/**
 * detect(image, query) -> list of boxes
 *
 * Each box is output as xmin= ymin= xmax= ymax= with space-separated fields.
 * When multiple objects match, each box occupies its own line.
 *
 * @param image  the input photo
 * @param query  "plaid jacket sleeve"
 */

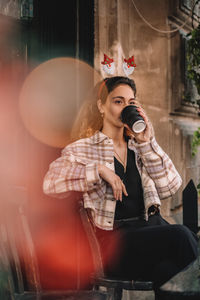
xmin=133 ymin=137 xmax=182 ymax=199
xmin=43 ymin=149 xmax=102 ymax=197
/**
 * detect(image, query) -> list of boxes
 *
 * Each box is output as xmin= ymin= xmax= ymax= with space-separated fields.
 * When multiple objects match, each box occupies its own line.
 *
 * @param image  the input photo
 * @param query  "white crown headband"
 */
xmin=101 ymin=53 xmax=136 ymax=77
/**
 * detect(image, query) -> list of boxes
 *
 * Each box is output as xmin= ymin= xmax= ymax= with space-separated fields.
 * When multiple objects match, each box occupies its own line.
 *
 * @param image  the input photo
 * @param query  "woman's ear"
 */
xmin=97 ymin=99 xmax=104 ymax=114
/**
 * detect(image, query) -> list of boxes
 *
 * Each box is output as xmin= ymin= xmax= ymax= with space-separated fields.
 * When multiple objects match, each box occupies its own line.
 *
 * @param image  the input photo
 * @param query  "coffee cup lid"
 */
xmin=132 ymin=120 xmax=146 ymax=133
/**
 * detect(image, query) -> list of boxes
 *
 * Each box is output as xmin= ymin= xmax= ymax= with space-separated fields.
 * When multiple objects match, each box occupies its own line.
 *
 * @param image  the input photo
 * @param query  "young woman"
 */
xmin=43 ymin=76 xmax=198 ymax=288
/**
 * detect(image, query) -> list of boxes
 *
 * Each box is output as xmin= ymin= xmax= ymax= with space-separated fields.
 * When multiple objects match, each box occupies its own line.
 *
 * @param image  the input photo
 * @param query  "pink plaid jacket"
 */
xmin=43 ymin=131 xmax=182 ymax=230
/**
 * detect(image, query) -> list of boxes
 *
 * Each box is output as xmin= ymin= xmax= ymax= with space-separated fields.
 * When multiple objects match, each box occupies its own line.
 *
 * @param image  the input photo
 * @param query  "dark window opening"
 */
xmin=23 ymin=0 xmax=94 ymax=67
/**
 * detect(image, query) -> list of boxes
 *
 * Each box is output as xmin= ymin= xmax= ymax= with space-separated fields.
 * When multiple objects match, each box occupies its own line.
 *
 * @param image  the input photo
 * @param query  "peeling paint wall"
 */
xmin=0 ymin=0 xmax=20 ymax=19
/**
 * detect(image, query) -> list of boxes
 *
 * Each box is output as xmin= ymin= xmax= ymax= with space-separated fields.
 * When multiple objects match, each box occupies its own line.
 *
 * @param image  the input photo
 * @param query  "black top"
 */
xmin=114 ymin=148 xmax=145 ymax=220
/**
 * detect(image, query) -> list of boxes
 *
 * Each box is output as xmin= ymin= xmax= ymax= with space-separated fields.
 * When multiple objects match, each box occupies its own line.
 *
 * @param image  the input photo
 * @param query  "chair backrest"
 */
xmin=14 ymin=204 xmax=42 ymax=292
xmin=0 ymin=186 xmax=41 ymax=297
xmin=78 ymin=201 xmax=104 ymax=279
xmin=183 ymin=179 xmax=198 ymax=233
xmin=0 ymin=223 xmax=16 ymax=300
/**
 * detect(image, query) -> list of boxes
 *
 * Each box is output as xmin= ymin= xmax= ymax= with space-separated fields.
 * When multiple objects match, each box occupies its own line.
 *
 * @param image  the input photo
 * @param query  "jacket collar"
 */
xmin=90 ymin=131 xmax=136 ymax=145
xmin=90 ymin=131 xmax=109 ymax=144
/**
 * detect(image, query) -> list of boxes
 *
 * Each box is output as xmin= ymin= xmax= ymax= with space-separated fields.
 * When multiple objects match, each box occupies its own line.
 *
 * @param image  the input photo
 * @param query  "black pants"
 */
xmin=96 ymin=213 xmax=198 ymax=288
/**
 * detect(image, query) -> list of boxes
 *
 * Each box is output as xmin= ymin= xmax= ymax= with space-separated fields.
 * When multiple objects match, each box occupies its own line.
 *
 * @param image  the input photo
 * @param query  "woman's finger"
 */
xmin=137 ymin=107 xmax=148 ymax=122
xmin=112 ymin=180 xmax=121 ymax=200
xmin=117 ymin=181 xmax=123 ymax=201
xmin=119 ymin=188 xmax=122 ymax=202
xmin=122 ymin=183 xmax=128 ymax=197
xmin=112 ymin=179 xmax=125 ymax=201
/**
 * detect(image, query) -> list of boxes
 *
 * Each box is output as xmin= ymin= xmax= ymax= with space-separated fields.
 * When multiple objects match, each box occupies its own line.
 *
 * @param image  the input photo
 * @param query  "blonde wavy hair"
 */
xmin=70 ymin=76 xmax=137 ymax=142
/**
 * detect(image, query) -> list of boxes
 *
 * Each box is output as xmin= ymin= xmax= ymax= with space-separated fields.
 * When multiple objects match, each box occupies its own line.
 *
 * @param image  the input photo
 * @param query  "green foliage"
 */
xmin=187 ymin=25 xmax=200 ymax=193
xmin=192 ymin=127 xmax=200 ymax=193
xmin=187 ymin=26 xmax=200 ymax=155
xmin=191 ymin=127 xmax=200 ymax=156
xmin=197 ymin=183 xmax=200 ymax=196
xmin=186 ymin=25 xmax=200 ymax=97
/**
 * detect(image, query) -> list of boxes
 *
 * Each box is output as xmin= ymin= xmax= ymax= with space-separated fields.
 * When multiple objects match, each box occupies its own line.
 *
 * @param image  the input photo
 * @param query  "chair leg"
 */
xmin=93 ymin=284 xmax=99 ymax=291
xmin=114 ymin=287 xmax=123 ymax=300
xmin=93 ymin=285 xmax=123 ymax=300
xmin=106 ymin=287 xmax=122 ymax=300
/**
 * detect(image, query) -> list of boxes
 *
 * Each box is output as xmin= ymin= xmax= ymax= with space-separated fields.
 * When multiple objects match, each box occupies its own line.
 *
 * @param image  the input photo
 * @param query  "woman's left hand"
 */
xmin=124 ymin=104 xmax=154 ymax=144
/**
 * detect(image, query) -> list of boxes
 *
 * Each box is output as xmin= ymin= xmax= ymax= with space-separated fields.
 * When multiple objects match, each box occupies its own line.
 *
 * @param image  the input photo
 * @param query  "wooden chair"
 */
xmin=79 ymin=200 xmax=154 ymax=300
xmin=182 ymin=179 xmax=199 ymax=234
xmin=0 ymin=186 xmax=107 ymax=300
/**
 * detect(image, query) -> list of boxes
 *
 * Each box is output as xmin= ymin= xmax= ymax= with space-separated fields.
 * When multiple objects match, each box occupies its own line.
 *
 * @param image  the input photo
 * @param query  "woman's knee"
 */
xmin=172 ymin=224 xmax=198 ymax=256
xmin=171 ymin=224 xmax=195 ymax=237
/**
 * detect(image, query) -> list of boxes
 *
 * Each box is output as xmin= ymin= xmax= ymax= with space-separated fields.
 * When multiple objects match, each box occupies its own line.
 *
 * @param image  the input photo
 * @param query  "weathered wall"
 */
xmin=0 ymin=0 xmax=20 ymax=18
xmin=94 ymin=0 xmax=200 ymax=218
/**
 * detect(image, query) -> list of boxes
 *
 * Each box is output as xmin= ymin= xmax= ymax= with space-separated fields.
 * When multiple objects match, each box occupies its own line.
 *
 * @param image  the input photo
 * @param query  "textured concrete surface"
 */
xmin=123 ymin=290 xmax=154 ymax=300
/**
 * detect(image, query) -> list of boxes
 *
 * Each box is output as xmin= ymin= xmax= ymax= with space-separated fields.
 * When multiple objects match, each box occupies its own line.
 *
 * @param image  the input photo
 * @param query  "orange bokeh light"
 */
xmin=19 ymin=57 xmax=101 ymax=148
